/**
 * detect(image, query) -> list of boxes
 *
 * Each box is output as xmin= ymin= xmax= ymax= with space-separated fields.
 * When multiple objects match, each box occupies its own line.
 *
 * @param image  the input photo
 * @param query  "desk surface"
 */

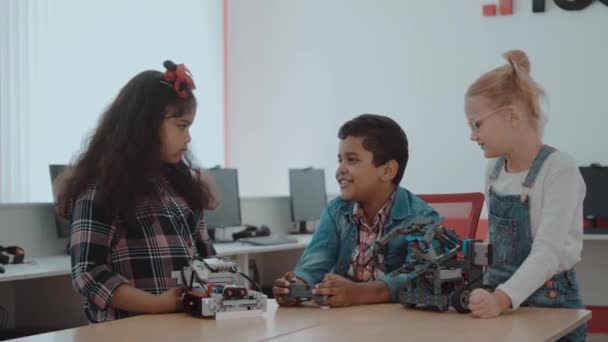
xmin=2 ymin=233 xmax=605 ymax=283
xmin=214 ymin=234 xmax=312 ymax=255
xmin=12 ymin=300 xmax=590 ymax=342
xmin=0 ymin=256 xmax=71 ymax=282
xmin=0 ymin=235 xmax=313 ymax=283
xmin=582 ymin=234 xmax=608 ymax=241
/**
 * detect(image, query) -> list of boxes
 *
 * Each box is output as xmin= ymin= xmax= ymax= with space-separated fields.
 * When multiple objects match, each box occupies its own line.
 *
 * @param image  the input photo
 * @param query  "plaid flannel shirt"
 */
xmin=346 ymin=191 xmax=395 ymax=282
xmin=69 ymin=179 xmax=215 ymax=323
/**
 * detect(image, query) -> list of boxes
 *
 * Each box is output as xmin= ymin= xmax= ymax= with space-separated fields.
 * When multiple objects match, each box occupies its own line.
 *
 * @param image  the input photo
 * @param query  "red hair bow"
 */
xmin=162 ymin=60 xmax=196 ymax=98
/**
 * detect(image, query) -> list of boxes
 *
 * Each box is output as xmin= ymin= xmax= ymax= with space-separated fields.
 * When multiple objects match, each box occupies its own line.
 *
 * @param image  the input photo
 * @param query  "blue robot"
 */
xmin=375 ymin=217 xmax=493 ymax=313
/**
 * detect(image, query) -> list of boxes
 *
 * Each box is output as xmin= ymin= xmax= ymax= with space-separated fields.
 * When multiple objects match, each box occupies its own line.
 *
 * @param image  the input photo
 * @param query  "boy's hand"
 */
xmin=469 ymin=288 xmax=511 ymax=318
xmin=273 ymin=271 xmax=302 ymax=306
xmin=313 ymin=273 xmax=358 ymax=307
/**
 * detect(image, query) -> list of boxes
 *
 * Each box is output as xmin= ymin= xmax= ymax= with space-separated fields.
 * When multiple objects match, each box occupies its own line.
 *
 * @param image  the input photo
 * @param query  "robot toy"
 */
xmin=375 ymin=217 xmax=493 ymax=313
xmin=172 ymin=257 xmax=267 ymax=318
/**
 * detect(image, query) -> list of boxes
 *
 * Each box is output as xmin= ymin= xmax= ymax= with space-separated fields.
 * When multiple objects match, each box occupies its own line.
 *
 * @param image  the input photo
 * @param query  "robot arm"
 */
xmin=375 ymin=217 xmax=443 ymax=249
xmin=172 ymin=258 xmax=239 ymax=290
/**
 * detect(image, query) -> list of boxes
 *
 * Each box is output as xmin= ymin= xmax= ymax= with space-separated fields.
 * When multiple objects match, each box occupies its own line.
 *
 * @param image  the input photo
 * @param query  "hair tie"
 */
xmin=162 ymin=60 xmax=196 ymax=98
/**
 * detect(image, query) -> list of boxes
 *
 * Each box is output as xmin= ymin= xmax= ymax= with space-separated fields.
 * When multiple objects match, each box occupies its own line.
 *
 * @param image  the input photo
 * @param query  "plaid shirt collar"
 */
xmin=352 ymin=190 xmax=396 ymax=232
xmin=346 ymin=190 xmax=396 ymax=282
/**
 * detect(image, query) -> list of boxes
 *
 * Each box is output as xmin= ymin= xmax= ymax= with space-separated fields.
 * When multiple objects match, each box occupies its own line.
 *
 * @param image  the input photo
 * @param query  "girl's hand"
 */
xmin=469 ymin=288 xmax=512 ymax=318
xmin=155 ymin=287 xmax=187 ymax=313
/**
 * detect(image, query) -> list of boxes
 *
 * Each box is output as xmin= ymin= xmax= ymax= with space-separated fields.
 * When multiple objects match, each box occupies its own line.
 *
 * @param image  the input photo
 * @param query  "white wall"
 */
xmin=227 ymin=0 xmax=608 ymax=197
xmin=0 ymin=0 xmax=224 ymax=203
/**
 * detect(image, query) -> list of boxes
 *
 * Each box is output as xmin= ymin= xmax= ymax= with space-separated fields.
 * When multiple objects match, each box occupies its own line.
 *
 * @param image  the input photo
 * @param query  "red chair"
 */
xmin=476 ymin=219 xmax=489 ymax=240
xmin=416 ymin=193 xmax=485 ymax=240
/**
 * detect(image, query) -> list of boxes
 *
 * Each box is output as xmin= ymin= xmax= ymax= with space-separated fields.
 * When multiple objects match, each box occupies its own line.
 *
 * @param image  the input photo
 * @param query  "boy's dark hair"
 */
xmin=337 ymin=114 xmax=408 ymax=185
xmin=57 ymin=69 xmax=215 ymax=228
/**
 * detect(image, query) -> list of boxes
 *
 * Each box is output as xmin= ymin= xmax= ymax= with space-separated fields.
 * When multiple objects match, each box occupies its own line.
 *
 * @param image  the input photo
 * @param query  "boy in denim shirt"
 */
xmin=273 ymin=114 xmax=439 ymax=307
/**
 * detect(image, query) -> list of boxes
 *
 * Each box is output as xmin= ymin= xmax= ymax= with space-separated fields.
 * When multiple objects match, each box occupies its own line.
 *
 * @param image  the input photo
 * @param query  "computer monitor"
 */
xmin=49 ymin=164 xmax=71 ymax=238
xmin=579 ymin=165 xmax=608 ymax=227
xmin=204 ymin=168 xmax=242 ymax=240
xmin=289 ymin=168 xmax=327 ymax=233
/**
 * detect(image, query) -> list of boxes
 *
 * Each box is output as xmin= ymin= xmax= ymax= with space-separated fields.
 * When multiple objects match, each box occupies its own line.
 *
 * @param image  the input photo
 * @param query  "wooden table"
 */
xmin=11 ymin=299 xmax=590 ymax=342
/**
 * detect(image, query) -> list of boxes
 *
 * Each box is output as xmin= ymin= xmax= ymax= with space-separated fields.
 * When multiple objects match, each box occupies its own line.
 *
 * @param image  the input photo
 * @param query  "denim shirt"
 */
xmin=294 ymin=186 xmax=439 ymax=302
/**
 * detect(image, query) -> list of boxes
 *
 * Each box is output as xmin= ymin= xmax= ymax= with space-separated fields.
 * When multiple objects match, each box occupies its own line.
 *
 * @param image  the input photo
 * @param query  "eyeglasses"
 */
xmin=468 ymin=106 xmax=510 ymax=132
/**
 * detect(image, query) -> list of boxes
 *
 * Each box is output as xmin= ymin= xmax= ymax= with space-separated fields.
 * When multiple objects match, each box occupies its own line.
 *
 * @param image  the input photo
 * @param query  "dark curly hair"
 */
xmin=338 ymin=114 xmax=409 ymax=185
xmin=56 ymin=69 xmax=215 ymax=227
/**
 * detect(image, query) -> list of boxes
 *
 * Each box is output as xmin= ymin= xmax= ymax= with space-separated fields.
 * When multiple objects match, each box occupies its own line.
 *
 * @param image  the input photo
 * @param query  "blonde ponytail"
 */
xmin=466 ymin=50 xmax=546 ymax=131
xmin=504 ymin=49 xmax=530 ymax=75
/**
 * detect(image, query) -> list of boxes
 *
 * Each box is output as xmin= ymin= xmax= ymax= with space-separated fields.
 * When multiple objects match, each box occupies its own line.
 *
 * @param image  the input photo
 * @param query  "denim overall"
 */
xmin=488 ymin=145 xmax=586 ymax=342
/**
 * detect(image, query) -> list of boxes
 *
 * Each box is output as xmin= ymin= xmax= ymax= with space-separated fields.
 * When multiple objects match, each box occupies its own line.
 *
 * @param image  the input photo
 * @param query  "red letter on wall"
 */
xmin=483 ymin=4 xmax=497 ymax=16
xmin=499 ymin=0 xmax=513 ymax=15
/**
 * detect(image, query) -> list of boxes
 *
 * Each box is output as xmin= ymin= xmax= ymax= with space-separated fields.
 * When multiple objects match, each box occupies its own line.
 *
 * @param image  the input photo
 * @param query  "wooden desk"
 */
xmin=12 ymin=300 xmax=590 ymax=342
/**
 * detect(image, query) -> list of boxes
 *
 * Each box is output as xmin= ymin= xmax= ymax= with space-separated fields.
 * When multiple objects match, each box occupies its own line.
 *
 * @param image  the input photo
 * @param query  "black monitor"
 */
xmin=204 ymin=168 xmax=242 ymax=236
xmin=49 ymin=164 xmax=71 ymax=238
xmin=580 ymin=165 xmax=608 ymax=227
xmin=289 ymin=168 xmax=327 ymax=233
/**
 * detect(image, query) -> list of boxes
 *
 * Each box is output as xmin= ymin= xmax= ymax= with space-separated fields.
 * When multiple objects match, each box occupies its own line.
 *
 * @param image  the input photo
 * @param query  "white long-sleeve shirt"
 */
xmin=484 ymin=151 xmax=585 ymax=309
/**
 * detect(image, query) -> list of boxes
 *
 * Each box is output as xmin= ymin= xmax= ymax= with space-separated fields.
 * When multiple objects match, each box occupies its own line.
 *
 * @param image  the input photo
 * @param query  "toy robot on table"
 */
xmin=171 ymin=257 xmax=267 ymax=318
xmin=375 ymin=217 xmax=493 ymax=313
